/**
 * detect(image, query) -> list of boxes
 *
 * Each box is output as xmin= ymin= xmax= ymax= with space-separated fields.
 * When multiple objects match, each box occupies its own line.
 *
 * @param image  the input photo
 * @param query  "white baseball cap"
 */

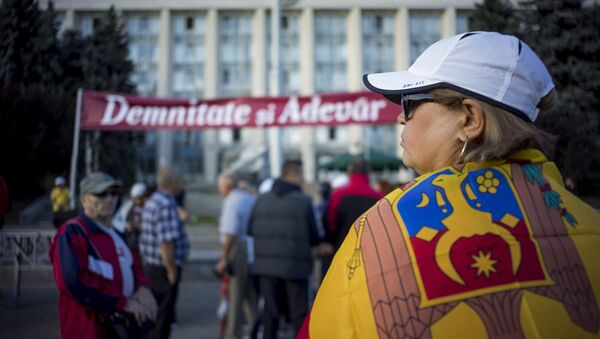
xmin=363 ymin=31 xmax=554 ymax=122
xmin=130 ymin=182 xmax=147 ymax=198
xmin=55 ymin=176 xmax=66 ymax=186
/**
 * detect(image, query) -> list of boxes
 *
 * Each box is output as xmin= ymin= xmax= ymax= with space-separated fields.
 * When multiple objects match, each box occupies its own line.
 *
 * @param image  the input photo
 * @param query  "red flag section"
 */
xmin=80 ymin=90 xmax=400 ymax=131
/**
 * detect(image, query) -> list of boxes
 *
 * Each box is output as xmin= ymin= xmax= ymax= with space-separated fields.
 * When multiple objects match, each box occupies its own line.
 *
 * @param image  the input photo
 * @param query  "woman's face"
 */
xmin=400 ymin=100 xmax=463 ymax=175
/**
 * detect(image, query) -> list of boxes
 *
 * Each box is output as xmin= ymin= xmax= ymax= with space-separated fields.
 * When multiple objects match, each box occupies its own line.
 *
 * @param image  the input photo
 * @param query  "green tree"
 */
xmin=0 ymin=0 xmax=73 ymax=199
xmin=81 ymin=6 xmax=136 ymax=184
xmin=471 ymin=0 xmax=600 ymax=185
xmin=82 ymin=7 xmax=134 ymax=93
xmin=520 ymin=0 xmax=600 ymax=182
xmin=470 ymin=0 xmax=520 ymax=34
xmin=0 ymin=2 xmax=138 ymax=200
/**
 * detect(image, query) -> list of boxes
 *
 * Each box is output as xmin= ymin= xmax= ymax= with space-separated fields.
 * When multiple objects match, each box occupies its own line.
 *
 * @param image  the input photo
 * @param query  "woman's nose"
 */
xmin=397 ymin=112 xmax=406 ymax=125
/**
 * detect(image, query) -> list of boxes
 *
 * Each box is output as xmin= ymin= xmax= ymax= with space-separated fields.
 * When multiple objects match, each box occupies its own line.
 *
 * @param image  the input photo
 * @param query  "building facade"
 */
xmin=47 ymin=0 xmax=476 ymax=184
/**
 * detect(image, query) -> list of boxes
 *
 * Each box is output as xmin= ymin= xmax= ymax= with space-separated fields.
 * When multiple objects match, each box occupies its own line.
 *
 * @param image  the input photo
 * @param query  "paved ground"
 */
xmin=0 ymin=269 xmax=222 ymax=339
xmin=0 ymin=220 xmax=225 ymax=339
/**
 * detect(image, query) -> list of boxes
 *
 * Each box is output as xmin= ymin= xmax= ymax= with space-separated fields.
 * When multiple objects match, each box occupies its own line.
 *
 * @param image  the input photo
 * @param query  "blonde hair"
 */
xmin=431 ymin=88 xmax=556 ymax=163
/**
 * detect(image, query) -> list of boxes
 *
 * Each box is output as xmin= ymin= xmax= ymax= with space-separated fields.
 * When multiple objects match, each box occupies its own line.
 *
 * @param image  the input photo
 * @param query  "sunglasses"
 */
xmin=400 ymin=93 xmax=436 ymax=122
xmin=92 ymin=190 xmax=121 ymax=199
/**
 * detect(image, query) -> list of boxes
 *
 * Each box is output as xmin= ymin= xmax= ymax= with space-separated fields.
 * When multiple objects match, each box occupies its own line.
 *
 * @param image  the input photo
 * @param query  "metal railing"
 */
xmin=0 ymin=229 xmax=55 ymax=306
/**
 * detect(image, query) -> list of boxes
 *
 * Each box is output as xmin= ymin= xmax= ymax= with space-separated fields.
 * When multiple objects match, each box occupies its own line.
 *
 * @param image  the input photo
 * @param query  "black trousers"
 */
xmin=259 ymin=275 xmax=308 ymax=339
xmin=143 ymin=264 xmax=182 ymax=339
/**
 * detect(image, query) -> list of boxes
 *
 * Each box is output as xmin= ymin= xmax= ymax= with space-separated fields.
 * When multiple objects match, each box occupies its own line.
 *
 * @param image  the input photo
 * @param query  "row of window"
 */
xmin=71 ymin=10 xmax=471 ymax=99
xmin=65 ymin=10 xmax=470 ymax=176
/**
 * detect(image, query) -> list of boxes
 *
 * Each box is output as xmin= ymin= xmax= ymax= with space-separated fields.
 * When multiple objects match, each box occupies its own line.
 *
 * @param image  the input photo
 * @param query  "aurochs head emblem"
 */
xmin=395 ymin=168 xmax=552 ymax=307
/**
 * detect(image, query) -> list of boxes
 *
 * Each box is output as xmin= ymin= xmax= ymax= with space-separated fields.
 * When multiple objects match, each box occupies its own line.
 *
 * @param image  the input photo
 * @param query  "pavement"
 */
xmin=0 ymin=189 xmax=308 ymax=339
xmin=0 ymin=269 xmax=222 ymax=339
xmin=0 ymin=210 xmax=297 ymax=338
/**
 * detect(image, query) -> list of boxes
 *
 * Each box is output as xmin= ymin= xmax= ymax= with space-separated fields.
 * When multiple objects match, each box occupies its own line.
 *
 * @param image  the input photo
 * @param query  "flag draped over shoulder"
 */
xmin=300 ymin=149 xmax=600 ymax=339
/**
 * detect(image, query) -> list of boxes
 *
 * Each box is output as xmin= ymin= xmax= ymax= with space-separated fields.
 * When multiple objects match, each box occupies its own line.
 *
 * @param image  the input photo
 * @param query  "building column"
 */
xmin=394 ymin=8 xmax=409 ymax=160
xmin=202 ymin=9 xmax=219 ymax=184
xmin=347 ymin=7 xmax=364 ymax=155
xmin=394 ymin=8 xmax=415 ymax=182
xmin=299 ymin=7 xmax=316 ymax=182
xmin=250 ymin=8 xmax=272 ymax=177
xmin=442 ymin=7 xmax=457 ymax=38
xmin=156 ymin=8 xmax=173 ymax=168
xmin=64 ymin=9 xmax=75 ymax=29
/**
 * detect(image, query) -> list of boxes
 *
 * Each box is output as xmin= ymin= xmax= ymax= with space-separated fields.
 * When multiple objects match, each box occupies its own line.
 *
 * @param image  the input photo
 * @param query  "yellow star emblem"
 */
xmin=470 ymin=250 xmax=498 ymax=279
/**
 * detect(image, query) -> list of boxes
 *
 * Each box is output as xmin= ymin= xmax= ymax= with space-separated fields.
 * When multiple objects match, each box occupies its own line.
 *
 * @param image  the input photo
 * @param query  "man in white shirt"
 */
xmin=215 ymin=173 xmax=258 ymax=339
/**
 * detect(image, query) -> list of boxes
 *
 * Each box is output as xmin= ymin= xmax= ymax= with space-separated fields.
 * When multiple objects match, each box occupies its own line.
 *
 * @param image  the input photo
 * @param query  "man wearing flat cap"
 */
xmin=49 ymin=171 xmax=157 ymax=339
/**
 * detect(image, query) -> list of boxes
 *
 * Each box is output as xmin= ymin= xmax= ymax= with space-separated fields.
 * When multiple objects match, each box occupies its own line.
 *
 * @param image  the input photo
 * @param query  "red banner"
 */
xmin=80 ymin=90 xmax=400 ymax=130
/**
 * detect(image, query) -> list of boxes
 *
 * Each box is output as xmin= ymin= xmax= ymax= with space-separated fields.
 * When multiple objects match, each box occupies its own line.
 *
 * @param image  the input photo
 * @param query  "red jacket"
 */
xmin=326 ymin=173 xmax=383 ymax=249
xmin=49 ymin=214 xmax=151 ymax=339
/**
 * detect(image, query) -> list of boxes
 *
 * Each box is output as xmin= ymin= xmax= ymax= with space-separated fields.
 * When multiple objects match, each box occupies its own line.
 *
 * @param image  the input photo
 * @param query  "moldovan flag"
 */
xmin=299 ymin=150 xmax=600 ymax=339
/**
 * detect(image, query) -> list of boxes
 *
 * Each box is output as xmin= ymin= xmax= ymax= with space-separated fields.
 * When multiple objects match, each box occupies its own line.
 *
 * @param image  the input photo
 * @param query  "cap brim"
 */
xmin=89 ymin=180 xmax=121 ymax=194
xmin=363 ymin=71 xmax=442 ymax=96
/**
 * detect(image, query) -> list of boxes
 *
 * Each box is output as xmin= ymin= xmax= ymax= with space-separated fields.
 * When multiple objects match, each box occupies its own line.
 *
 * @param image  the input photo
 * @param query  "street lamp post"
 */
xmin=268 ymin=0 xmax=283 ymax=178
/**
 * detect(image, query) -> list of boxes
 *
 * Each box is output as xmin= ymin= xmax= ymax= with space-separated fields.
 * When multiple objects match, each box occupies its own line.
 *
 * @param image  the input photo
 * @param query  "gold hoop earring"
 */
xmin=460 ymin=137 xmax=469 ymax=160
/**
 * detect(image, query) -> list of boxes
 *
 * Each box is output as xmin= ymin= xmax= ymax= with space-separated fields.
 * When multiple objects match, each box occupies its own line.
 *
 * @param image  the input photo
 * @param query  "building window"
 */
xmin=314 ymin=12 xmax=347 ymax=93
xmin=171 ymin=14 xmax=206 ymax=176
xmin=172 ymin=14 xmax=206 ymax=98
xmin=456 ymin=12 xmax=471 ymax=34
xmin=362 ymin=12 xmax=394 ymax=74
xmin=77 ymin=14 xmax=103 ymax=37
xmin=233 ymin=129 xmax=241 ymax=142
xmin=126 ymin=15 xmax=159 ymax=96
xmin=315 ymin=12 xmax=348 ymax=146
xmin=218 ymin=12 xmax=253 ymax=98
xmin=409 ymin=12 xmax=441 ymax=63
xmin=267 ymin=12 xmax=300 ymax=95
xmin=55 ymin=13 xmax=67 ymax=38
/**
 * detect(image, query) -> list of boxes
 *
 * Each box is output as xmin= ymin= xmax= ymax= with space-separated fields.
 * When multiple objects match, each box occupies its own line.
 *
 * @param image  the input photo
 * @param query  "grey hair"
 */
xmin=157 ymin=166 xmax=181 ymax=189
xmin=431 ymin=88 xmax=557 ymax=164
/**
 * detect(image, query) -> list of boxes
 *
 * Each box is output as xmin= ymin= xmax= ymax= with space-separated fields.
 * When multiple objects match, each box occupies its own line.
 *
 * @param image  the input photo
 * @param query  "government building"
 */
xmin=45 ymin=0 xmax=478 ymax=184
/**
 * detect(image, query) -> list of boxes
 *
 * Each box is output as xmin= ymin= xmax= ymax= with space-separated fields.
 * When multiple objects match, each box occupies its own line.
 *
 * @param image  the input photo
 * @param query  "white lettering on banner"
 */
xmin=196 ymin=104 xmax=208 ymax=125
xmin=100 ymin=95 xmax=129 ymax=125
xmin=352 ymin=98 xmax=369 ymax=121
xmin=278 ymin=96 xmax=300 ymax=125
xmin=234 ymin=105 xmax=251 ymax=125
xmin=167 ymin=106 xmax=186 ymax=126
xmin=278 ymin=95 xmax=387 ymax=125
xmin=142 ymin=106 xmax=168 ymax=126
xmin=256 ymin=104 xmax=276 ymax=126
xmin=302 ymin=96 xmax=320 ymax=123
xmin=206 ymin=105 xmax=223 ymax=125
xmin=94 ymin=93 xmax=389 ymax=128
xmin=186 ymin=105 xmax=197 ymax=126
xmin=320 ymin=103 xmax=334 ymax=123
xmin=125 ymin=105 xmax=143 ymax=125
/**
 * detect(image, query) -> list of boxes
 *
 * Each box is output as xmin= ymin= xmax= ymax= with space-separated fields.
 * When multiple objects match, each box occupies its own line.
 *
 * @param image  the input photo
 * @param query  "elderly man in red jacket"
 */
xmin=50 ymin=172 xmax=157 ymax=338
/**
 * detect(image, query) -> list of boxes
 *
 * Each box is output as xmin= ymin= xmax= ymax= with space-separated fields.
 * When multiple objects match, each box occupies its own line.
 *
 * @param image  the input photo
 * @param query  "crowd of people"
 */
xmin=46 ymin=30 xmax=600 ymax=339
xmin=47 ymin=156 xmax=388 ymax=339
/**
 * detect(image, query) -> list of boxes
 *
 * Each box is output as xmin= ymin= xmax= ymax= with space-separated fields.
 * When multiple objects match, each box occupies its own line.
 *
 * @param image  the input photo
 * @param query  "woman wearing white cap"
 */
xmin=299 ymin=32 xmax=600 ymax=339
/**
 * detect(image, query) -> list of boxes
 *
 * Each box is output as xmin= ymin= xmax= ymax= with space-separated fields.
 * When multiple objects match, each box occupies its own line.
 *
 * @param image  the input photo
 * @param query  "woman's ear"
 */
xmin=460 ymin=98 xmax=485 ymax=141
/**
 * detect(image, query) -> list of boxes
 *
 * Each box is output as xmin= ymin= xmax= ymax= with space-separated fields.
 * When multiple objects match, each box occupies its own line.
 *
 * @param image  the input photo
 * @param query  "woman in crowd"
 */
xmin=299 ymin=31 xmax=600 ymax=338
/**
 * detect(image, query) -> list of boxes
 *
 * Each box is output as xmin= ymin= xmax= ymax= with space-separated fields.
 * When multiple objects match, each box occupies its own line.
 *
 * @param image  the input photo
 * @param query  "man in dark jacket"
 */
xmin=325 ymin=158 xmax=383 ymax=251
xmin=249 ymin=160 xmax=328 ymax=339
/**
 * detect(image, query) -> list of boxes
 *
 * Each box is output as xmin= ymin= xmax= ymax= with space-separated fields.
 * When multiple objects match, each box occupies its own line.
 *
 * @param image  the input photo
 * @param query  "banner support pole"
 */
xmin=69 ymin=88 xmax=83 ymax=210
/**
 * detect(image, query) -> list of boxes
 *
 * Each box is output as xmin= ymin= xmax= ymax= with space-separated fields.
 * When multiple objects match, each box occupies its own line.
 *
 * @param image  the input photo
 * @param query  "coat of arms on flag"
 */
xmin=395 ymin=168 xmax=553 ymax=307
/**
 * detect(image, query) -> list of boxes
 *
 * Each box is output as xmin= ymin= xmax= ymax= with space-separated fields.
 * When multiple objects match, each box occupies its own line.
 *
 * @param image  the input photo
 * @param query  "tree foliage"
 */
xmin=0 ymin=1 xmax=136 ymax=199
xmin=81 ymin=7 xmax=136 ymax=185
xmin=472 ymin=0 xmax=600 ymax=182
xmin=470 ymin=0 xmax=519 ymax=34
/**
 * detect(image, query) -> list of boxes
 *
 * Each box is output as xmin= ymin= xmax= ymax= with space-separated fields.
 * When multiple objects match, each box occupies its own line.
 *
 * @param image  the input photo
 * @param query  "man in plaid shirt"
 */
xmin=140 ymin=167 xmax=189 ymax=339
